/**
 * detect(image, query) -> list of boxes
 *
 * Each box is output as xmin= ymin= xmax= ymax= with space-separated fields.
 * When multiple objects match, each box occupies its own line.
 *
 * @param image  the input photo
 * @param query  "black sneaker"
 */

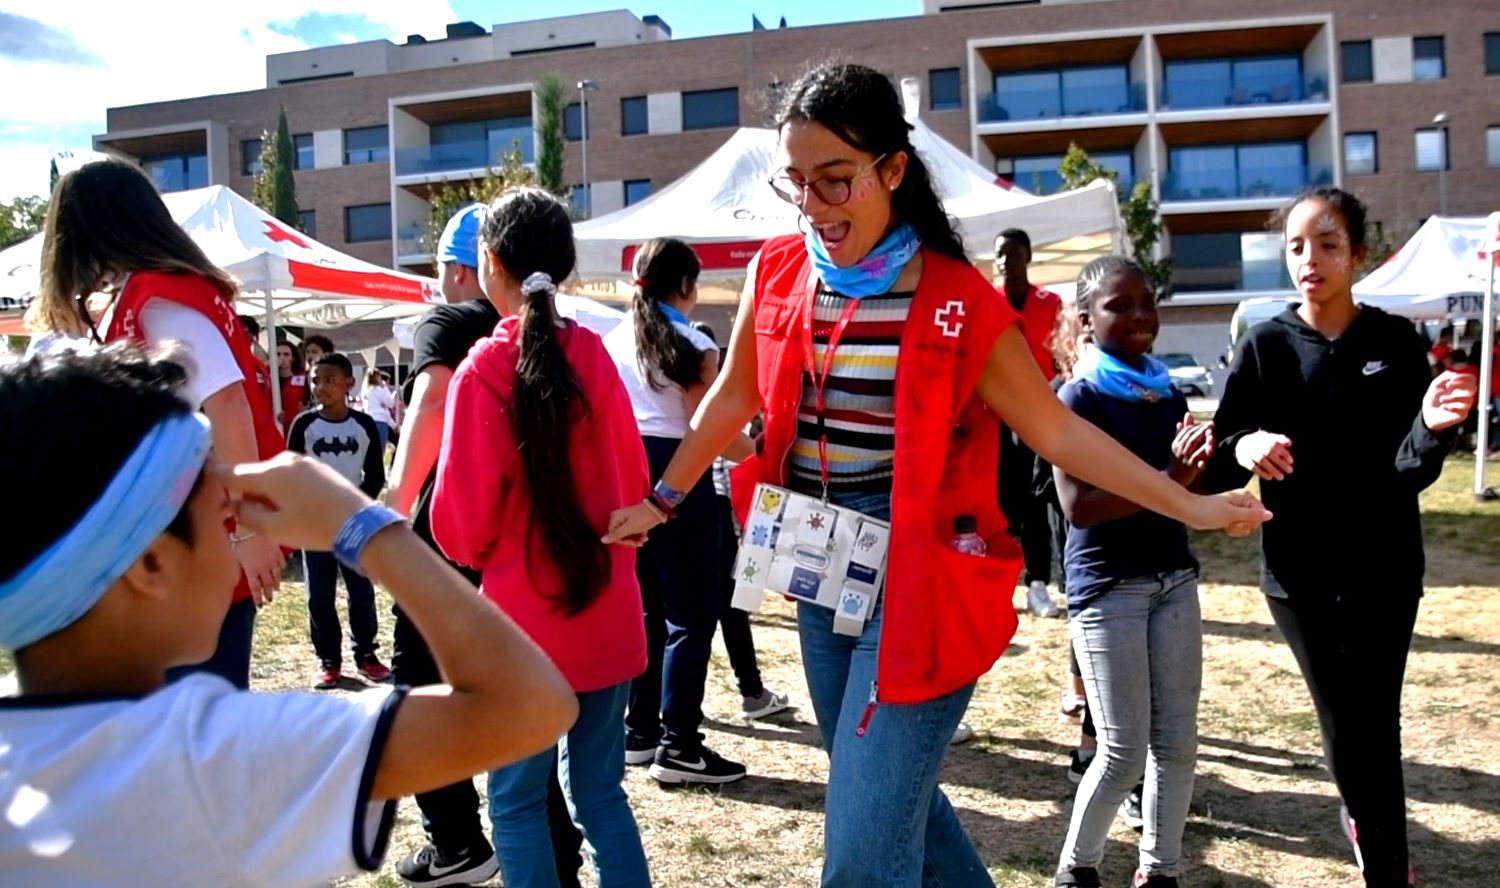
xmin=648 ymin=744 xmax=747 ymax=785
xmin=395 ymin=842 xmax=499 ymax=887
xmin=625 ymin=734 xmax=657 ymax=767
xmin=1054 ymin=866 xmax=1102 ymax=888
xmin=1068 ymin=749 xmax=1094 ymax=785
xmin=1119 ymin=785 xmax=1145 ymax=831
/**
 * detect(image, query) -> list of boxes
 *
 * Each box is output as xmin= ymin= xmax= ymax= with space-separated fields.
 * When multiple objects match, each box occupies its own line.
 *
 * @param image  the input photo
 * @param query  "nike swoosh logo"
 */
xmin=665 ymin=756 xmax=708 ymax=771
xmin=1363 ymin=362 xmax=1388 ymax=376
xmin=428 ymin=859 xmax=475 ymax=877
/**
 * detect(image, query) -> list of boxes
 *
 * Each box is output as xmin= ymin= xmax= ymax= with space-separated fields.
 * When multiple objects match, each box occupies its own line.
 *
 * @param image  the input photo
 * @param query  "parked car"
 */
xmin=1159 ymin=353 xmax=1214 ymax=397
xmin=1222 ymin=296 xmax=1297 ymax=368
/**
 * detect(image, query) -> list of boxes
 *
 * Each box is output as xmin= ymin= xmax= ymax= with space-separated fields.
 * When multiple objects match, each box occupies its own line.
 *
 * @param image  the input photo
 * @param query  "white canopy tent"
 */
xmin=392 ymin=293 xmax=627 ymax=350
xmin=0 ymin=185 xmax=444 ymax=418
xmin=573 ymin=119 xmax=1122 ymax=286
xmin=1354 ymin=212 xmax=1500 ymax=497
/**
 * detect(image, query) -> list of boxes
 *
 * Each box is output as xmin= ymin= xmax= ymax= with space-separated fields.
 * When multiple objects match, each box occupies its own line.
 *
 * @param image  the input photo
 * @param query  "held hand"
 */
xmin=1184 ymin=489 xmax=1272 ymax=534
xmin=602 ymin=502 xmax=665 ymax=548
xmin=1235 ymin=430 xmax=1294 ymax=481
xmin=1169 ymin=414 xmax=1215 ymax=480
xmin=210 ymin=453 xmax=371 ymax=552
xmin=233 ymin=533 xmax=285 ymax=606
xmin=1423 ymin=370 xmax=1478 ymax=433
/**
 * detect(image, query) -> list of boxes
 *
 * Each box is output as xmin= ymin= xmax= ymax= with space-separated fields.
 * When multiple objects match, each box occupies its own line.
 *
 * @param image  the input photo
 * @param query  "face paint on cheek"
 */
xmin=848 ymin=174 xmax=877 ymax=203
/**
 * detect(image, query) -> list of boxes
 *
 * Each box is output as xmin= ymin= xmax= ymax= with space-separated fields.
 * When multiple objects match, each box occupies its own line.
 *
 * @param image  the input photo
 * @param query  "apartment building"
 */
xmin=97 ymin=1 xmax=1500 ymax=328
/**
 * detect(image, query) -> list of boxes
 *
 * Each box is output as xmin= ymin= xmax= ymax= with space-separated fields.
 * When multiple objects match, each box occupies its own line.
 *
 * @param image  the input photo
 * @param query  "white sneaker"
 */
xmin=950 ymin=720 xmax=975 ymax=745
xmin=741 ymin=688 xmax=792 ymax=719
xmin=1026 ymin=581 xmax=1062 ymax=619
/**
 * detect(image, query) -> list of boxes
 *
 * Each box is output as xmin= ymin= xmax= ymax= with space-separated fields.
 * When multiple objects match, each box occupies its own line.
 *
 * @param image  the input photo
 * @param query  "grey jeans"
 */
xmin=1059 ymin=569 xmax=1202 ymax=877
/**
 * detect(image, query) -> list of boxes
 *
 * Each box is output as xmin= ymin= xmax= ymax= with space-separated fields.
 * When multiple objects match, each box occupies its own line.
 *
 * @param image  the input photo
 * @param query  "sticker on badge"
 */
xmin=839 ymin=588 xmax=867 ymax=616
xmin=798 ymin=506 xmax=836 ymax=547
xmin=745 ymin=512 xmax=778 ymax=549
xmin=787 ymin=566 xmax=825 ymax=600
xmin=756 ymin=487 xmax=786 ymax=517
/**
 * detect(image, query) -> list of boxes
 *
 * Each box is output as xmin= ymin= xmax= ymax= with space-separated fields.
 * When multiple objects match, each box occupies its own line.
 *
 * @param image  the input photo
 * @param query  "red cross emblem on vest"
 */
xmin=935 ymin=300 xmax=965 ymax=338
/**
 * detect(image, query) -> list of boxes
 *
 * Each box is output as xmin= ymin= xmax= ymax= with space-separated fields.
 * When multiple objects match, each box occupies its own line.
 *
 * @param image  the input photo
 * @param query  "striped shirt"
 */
xmin=787 ymin=286 xmax=912 ymax=496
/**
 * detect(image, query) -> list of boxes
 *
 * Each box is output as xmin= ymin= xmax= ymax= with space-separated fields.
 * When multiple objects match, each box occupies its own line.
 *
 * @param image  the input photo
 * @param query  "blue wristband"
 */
xmin=652 ymin=479 xmax=688 ymax=509
xmin=333 ymin=505 xmax=405 ymax=571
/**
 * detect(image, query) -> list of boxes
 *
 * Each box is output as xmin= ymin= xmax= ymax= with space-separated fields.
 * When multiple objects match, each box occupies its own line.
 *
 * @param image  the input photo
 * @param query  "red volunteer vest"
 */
xmin=1005 ymin=283 xmax=1061 ymax=382
xmin=107 ymin=271 xmax=287 ymax=603
xmin=732 ymin=235 xmax=1024 ymax=704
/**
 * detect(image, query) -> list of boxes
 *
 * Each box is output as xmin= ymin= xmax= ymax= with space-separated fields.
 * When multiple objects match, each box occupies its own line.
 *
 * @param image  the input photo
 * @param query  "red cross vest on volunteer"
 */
xmin=106 ymin=270 xmax=287 ymax=604
xmin=730 ymin=234 xmax=1025 ymax=705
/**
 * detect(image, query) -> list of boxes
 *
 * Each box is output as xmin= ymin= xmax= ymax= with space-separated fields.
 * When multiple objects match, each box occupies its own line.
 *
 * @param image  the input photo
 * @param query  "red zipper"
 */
xmin=855 ymin=681 xmax=879 ymax=737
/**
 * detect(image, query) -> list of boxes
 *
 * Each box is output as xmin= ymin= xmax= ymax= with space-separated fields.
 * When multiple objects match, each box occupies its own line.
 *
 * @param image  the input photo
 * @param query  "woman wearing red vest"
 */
xmin=605 ymin=64 xmax=1268 ymax=887
xmin=276 ymin=340 xmax=308 ymax=434
xmin=27 ymin=157 xmax=286 ymax=689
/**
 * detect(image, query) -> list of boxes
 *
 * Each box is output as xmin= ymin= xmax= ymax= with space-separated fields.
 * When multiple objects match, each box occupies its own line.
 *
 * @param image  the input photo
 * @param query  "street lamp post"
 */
xmin=1433 ymin=111 xmax=1451 ymax=216
xmin=577 ymin=79 xmax=599 ymax=219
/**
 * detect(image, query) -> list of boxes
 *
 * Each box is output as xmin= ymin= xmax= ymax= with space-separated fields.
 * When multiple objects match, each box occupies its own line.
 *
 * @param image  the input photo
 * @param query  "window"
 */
xmin=1007 ymin=150 xmax=1134 ymax=195
xmin=1162 ymin=55 xmax=1308 ymax=109
xmin=344 ymin=203 xmax=391 ymax=242
xmin=621 ymin=96 xmax=648 ymax=136
xmin=426 ymin=116 xmax=534 ymax=169
xmin=344 ymin=126 xmax=389 ymax=165
xmin=682 ymin=88 xmax=739 ymax=131
xmin=298 ymin=209 xmax=316 ymax=239
xmin=1341 ymin=40 xmax=1373 ymax=83
xmin=1487 ymin=127 xmax=1500 ymax=168
xmin=570 ymin=184 xmax=591 ymax=218
xmin=564 ymin=102 xmax=588 ymax=141
xmin=1413 ymin=36 xmax=1445 ymax=81
xmin=1414 ymin=129 xmax=1448 ymax=171
xmin=1171 ymin=231 xmax=1291 ymax=293
xmin=1165 ymin=142 xmax=1315 ymax=200
xmin=1344 ymin=132 xmax=1378 ymax=175
xmin=143 ymin=153 xmax=207 ymax=193
xmin=624 ymin=178 xmax=652 ymax=206
xmin=1487 ymin=33 xmax=1500 ymax=76
xmin=989 ymin=64 xmax=1134 ymax=120
xmin=241 ymin=138 xmax=263 ymax=176
xmin=292 ymin=133 xmax=314 ymax=170
xmin=930 ymin=68 xmax=962 ymax=111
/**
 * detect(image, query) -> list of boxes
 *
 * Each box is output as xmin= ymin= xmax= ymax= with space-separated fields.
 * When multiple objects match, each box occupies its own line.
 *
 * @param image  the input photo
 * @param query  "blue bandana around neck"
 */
xmin=805 ymin=222 xmax=920 ymax=299
xmin=1075 ymin=346 xmax=1176 ymax=403
xmin=657 ymin=301 xmax=690 ymax=327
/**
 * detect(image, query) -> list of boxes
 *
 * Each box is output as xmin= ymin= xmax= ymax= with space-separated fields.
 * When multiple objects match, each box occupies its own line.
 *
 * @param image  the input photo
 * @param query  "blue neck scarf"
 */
xmin=805 ymin=222 xmax=920 ymax=299
xmin=0 ymin=412 xmax=211 ymax=651
xmin=1075 ymin=346 xmax=1175 ymax=403
xmin=657 ymin=302 xmax=689 ymax=327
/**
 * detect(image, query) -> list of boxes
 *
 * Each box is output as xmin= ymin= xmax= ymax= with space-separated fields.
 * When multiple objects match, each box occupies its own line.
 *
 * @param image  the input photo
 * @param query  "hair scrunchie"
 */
xmin=521 ymin=271 xmax=555 ymax=296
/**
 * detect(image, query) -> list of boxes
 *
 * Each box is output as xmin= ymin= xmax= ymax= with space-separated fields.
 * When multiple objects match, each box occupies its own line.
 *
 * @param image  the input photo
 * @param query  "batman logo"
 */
xmin=312 ymin=435 xmax=359 ymax=457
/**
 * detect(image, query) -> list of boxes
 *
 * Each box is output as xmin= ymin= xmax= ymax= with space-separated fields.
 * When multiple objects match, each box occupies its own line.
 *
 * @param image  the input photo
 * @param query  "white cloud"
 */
xmin=0 ymin=1 xmax=459 ymax=200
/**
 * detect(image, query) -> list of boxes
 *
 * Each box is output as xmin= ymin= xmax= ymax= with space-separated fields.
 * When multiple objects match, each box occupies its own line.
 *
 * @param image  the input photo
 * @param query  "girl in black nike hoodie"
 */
xmin=1205 ymin=187 xmax=1477 ymax=888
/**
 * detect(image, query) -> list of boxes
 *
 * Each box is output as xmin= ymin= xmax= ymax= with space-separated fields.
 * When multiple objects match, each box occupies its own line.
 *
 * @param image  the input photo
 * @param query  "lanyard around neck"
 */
xmin=798 ymin=282 xmax=862 ymax=503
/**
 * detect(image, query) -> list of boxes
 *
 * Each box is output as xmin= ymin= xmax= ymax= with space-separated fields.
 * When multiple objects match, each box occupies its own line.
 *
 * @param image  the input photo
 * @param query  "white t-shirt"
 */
xmin=603 ymin=315 xmax=717 ymax=439
xmin=363 ymin=385 xmax=397 ymax=426
xmin=0 ymin=675 xmax=403 ymax=887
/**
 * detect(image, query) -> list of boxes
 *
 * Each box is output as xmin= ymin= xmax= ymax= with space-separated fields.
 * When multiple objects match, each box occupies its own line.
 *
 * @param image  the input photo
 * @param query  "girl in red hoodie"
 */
xmin=430 ymin=187 xmax=651 ymax=888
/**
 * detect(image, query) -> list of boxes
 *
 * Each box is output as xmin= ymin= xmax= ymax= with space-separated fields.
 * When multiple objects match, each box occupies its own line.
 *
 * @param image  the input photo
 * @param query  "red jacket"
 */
xmin=108 ymin=271 xmax=286 ymax=604
xmin=733 ymin=235 xmax=1024 ymax=704
xmin=431 ymin=317 xmax=649 ymax=693
xmin=1000 ymin=283 xmax=1062 ymax=381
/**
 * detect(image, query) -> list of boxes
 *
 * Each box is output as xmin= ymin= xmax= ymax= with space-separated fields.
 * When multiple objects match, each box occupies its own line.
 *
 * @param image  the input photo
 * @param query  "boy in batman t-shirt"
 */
xmin=288 ymin=353 xmax=390 ymax=689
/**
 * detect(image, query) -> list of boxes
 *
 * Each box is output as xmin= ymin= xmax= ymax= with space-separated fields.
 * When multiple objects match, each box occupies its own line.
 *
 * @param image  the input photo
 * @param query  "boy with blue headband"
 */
xmin=0 ymin=343 xmax=577 ymax=886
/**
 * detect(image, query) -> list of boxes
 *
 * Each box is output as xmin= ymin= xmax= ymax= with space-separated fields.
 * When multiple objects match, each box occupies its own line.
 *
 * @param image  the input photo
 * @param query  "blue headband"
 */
xmin=805 ymin=222 xmax=920 ymax=299
xmin=0 ymin=412 xmax=212 ymax=651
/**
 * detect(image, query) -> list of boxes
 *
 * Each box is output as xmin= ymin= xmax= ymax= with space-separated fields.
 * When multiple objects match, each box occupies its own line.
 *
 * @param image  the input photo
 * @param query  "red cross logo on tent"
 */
xmin=263 ymin=220 xmax=309 ymax=249
xmin=935 ymin=300 xmax=965 ymax=338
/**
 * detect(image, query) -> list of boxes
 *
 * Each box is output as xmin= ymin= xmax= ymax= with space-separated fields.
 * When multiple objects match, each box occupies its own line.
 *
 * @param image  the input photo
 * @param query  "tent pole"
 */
xmin=263 ymin=290 xmax=282 ymax=433
xmin=1476 ymin=255 xmax=1496 ymax=500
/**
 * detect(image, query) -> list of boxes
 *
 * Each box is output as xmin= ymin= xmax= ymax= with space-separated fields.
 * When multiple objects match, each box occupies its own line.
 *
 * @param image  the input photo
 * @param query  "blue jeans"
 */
xmin=1060 ymin=569 xmax=1202 ymax=878
xmin=166 ymin=597 xmax=257 ymax=689
xmin=489 ymin=683 xmax=650 ymax=888
xmin=374 ymin=420 xmax=391 ymax=450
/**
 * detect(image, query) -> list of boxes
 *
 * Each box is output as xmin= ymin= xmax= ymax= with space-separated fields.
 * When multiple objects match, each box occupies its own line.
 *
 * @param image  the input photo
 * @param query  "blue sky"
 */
xmin=0 ymin=2 xmax=922 ymax=199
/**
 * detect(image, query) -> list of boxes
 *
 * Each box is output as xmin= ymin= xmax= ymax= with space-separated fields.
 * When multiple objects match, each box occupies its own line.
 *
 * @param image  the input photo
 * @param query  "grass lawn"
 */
xmin=16 ymin=456 xmax=1500 ymax=886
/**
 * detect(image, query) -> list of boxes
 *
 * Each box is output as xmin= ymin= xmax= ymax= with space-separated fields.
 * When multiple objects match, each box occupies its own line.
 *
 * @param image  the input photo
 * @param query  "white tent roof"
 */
xmin=574 ymin=119 xmax=1121 ymax=281
xmin=1353 ymin=214 xmax=1499 ymax=319
xmin=392 ymin=293 xmax=626 ymax=349
xmin=0 ymin=185 xmax=442 ymax=330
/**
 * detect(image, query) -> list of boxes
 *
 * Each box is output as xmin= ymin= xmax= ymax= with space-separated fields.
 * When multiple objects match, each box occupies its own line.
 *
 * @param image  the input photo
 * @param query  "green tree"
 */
xmin=422 ymin=144 xmax=538 ymax=255
xmin=1358 ymin=219 xmax=1399 ymax=278
xmin=0 ymin=195 xmax=48 ymax=249
xmin=534 ymin=73 xmax=567 ymax=196
xmin=1058 ymin=144 xmax=1172 ymax=298
xmin=252 ymin=106 xmax=301 ymax=228
xmin=48 ymin=158 xmax=60 ymax=194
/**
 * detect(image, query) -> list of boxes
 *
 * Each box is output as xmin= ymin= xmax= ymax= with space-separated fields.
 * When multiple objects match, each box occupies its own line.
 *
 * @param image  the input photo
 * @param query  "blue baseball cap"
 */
xmin=437 ymin=204 xmax=484 ymax=270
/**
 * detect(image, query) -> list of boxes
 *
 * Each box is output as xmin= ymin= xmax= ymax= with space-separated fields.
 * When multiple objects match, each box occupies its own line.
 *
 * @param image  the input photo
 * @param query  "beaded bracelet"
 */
xmin=333 ymin=504 xmax=405 ymax=571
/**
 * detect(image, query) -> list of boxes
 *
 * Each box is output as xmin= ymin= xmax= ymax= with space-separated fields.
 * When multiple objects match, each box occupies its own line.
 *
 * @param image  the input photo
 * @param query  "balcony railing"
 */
xmin=1161 ymin=164 xmax=1331 ymax=202
xmin=978 ymin=83 xmax=1147 ymax=123
xmin=1159 ymin=72 xmax=1330 ymax=111
xmin=394 ymin=130 xmax=536 ymax=177
xmin=396 ymin=226 xmax=431 ymax=259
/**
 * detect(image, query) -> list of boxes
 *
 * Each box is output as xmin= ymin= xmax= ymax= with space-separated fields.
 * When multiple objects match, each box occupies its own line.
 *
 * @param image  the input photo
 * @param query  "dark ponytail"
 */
xmin=478 ymin=186 xmax=607 ymax=617
xmin=631 ymin=237 xmax=704 ymax=391
xmin=776 ymin=63 xmax=967 ymax=262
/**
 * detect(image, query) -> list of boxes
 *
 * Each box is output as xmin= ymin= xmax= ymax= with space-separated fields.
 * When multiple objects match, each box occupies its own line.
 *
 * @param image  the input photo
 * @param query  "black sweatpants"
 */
xmin=999 ymin=426 xmax=1054 ymax=585
xmin=393 ymin=606 xmax=584 ymax=885
xmin=1265 ymin=590 xmax=1421 ymax=888
xmin=716 ymin=495 xmax=765 ymax=699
